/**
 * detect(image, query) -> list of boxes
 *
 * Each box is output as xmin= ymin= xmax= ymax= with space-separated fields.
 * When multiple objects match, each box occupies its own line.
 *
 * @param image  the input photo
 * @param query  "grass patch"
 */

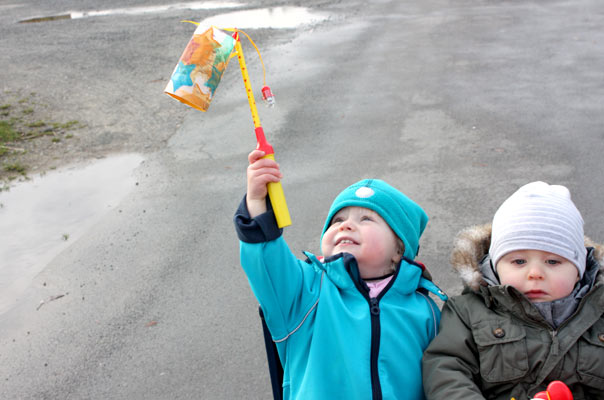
xmin=1 ymin=90 xmax=85 ymax=181
xmin=27 ymin=120 xmax=47 ymax=128
xmin=1 ymin=94 xmax=83 ymax=142
xmin=0 ymin=121 xmax=19 ymax=142
xmin=4 ymin=162 xmax=27 ymax=175
xmin=53 ymin=120 xmax=79 ymax=130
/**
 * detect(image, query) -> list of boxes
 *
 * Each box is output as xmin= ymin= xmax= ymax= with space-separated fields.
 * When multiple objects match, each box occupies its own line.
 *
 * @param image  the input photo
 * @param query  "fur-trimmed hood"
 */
xmin=450 ymin=224 xmax=604 ymax=291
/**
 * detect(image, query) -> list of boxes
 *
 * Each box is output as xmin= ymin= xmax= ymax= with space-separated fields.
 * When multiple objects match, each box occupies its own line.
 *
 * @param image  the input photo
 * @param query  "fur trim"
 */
xmin=450 ymin=224 xmax=492 ymax=291
xmin=450 ymin=224 xmax=604 ymax=291
xmin=585 ymin=237 xmax=604 ymax=285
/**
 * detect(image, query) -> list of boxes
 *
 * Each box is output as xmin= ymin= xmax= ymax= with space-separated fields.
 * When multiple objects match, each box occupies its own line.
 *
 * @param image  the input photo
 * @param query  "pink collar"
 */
xmin=365 ymin=275 xmax=394 ymax=298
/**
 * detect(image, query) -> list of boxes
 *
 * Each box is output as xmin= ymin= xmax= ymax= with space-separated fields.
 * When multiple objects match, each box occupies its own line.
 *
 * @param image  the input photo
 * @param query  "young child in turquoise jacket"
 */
xmin=234 ymin=150 xmax=447 ymax=400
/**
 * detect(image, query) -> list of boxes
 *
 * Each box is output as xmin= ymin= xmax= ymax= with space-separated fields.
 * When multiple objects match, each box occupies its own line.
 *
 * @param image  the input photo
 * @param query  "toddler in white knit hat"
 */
xmin=422 ymin=181 xmax=604 ymax=399
xmin=489 ymin=181 xmax=587 ymax=303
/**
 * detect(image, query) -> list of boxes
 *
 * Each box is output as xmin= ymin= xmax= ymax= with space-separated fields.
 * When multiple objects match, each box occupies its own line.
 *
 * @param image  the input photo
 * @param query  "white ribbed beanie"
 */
xmin=489 ymin=181 xmax=586 ymax=278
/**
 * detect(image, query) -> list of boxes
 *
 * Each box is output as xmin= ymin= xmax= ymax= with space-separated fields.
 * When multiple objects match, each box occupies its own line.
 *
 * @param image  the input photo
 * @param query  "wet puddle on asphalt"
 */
xmin=19 ymin=4 xmax=329 ymax=29
xmin=0 ymin=154 xmax=143 ymax=314
xmin=18 ymin=1 xmax=245 ymax=23
xmin=200 ymin=7 xmax=329 ymax=28
xmin=69 ymin=1 xmax=244 ymax=19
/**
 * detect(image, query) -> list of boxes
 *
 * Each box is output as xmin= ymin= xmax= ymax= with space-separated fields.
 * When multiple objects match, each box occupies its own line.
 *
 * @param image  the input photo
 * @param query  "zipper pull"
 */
xmin=370 ymin=298 xmax=380 ymax=316
xmin=551 ymin=330 xmax=559 ymax=356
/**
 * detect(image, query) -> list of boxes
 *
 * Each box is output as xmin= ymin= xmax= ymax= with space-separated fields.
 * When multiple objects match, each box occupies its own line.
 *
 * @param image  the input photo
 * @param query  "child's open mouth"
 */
xmin=336 ymin=238 xmax=358 ymax=246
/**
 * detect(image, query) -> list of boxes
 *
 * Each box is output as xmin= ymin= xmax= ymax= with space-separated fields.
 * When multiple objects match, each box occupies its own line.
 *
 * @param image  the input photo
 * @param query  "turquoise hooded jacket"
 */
xmin=235 ymin=197 xmax=447 ymax=400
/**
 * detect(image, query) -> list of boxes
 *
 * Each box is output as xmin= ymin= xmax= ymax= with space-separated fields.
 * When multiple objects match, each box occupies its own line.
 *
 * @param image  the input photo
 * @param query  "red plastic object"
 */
xmin=254 ymin=127 xmax=274 ymax=154
xmin=261 ymin=85 xmax=275 ymax=107
xmin=532 ymin=381 xmax=573 ymax=400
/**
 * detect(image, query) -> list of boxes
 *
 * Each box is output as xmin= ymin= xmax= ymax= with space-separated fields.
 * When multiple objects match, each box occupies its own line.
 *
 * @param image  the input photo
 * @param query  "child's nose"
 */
xmin=527 ymin=263 xmax=545 ymax=280
xmin=338 ymin=219 xmax=355 ymax=231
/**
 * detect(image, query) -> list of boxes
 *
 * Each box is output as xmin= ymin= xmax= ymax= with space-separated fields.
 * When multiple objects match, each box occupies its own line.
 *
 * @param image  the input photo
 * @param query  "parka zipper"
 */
xmin=550 ymin=330 xmax=559 ymax=356
xmin=369 ymin=297 xmax=382 ymax=400
xmin=547 ymin=291 xmax=595 ymax=357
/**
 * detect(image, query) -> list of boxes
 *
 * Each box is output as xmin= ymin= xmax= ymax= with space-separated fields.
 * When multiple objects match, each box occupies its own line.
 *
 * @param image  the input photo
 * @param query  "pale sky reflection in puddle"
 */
xmin=0 ymin=154 xmax=143 ymax=314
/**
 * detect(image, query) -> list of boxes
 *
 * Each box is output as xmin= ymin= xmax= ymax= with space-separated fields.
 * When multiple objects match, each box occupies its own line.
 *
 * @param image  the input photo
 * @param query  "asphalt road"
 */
xmin=1 ymin=0 xmax=604 ymax=399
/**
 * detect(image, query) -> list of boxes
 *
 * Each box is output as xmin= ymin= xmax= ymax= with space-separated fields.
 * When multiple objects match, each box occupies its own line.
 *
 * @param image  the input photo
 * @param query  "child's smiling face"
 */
xmin=496 ymin=249 xmax=580 ymax=302
xmin=321 ymin=206 xmax=402 ymax=279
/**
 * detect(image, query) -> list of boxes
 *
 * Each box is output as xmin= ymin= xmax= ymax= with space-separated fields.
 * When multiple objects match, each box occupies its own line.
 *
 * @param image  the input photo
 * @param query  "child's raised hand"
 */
xmin=246 ymin=149 xmax=283 ymax=218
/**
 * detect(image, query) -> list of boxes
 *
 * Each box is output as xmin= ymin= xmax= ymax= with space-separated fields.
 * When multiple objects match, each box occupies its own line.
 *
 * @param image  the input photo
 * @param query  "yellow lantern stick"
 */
xmin=233 ymin=31 xmax=291 ymax=228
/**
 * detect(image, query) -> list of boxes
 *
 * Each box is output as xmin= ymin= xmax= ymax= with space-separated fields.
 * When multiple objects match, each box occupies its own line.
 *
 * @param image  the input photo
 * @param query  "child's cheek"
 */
xmin=550 ymin=279 xmax=576 ymax=299
xmin=364 ymin=237 xmax=386 ymax=261
xmin=320 ymin=231 xmax=334 ymax=257
xmin=499 ymin=273 xmax=523 ymax=290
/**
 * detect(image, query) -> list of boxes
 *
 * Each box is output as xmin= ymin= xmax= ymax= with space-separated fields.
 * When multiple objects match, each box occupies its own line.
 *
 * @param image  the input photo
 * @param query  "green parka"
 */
xmin=422 ymin=224 xmax=604 ymax=400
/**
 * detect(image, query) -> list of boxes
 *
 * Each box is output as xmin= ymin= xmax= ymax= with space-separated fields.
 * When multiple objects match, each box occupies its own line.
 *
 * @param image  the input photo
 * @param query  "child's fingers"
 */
xmin=248 ymin=150 xmax=280 ymax=169
xmin=248 ymin=164 xmax=283 ymax=186
xmin=246 ymin=149 xmax=282 ymax=202
xmin=250 ymin=167 xmax=282 ymax=182
xmin=248 ymin=155 xmax=281 ymax=174
xmin=247 ymin=167 xmax=282 ymax=201
xmin=248 ymin=149 xmax=266 ymax=164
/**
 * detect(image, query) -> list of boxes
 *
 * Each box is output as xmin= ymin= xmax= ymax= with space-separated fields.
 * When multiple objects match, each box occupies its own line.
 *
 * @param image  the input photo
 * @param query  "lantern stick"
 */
xmin=233 ymin=32 xmax=291 ymax=228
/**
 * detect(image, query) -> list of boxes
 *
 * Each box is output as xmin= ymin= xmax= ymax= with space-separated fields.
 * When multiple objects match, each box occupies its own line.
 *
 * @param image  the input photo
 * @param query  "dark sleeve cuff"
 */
xmin=234 ymin=194 xmax=283 ymax=243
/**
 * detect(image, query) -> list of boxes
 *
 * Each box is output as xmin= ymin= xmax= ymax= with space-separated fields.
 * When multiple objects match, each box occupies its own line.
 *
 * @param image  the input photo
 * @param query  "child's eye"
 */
xmin=331 ymin=217 xmax=343 ymax=224
xmin=546 ymin=259 xmax=561 ymax=265
xmin=361 ymin=215 xmax=373 ymax=222
xmin=511 ymin=259 xmax=526 ymax=265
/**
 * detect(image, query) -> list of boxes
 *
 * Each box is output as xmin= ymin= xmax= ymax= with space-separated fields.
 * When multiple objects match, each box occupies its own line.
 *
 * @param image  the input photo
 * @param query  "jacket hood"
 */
xmin=450 ymin=224 xmax=604 ymax=291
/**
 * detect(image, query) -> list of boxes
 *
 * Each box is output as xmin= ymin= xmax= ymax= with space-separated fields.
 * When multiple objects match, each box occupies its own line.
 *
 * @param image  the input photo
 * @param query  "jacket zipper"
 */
xmin=346 ymin=254 xmax=397 ymax=400
xmin=369 ymin=297 xmax=382 ymax=400
xmin=550 ymin=330 xmax=559 ymax=356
